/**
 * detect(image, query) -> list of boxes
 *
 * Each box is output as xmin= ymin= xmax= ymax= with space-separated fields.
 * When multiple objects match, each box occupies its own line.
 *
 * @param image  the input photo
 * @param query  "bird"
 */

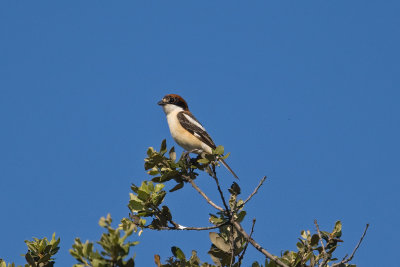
xmin=158 ymin=93 xmax=239 ymax=179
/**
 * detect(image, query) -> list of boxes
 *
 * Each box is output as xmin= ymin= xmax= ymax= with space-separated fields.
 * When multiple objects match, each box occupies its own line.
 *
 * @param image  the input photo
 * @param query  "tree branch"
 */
xmin=238 ymin=176 xmax=267 ymax=209
xmin=159 ymin=222 xmax=228 ymax=231
xmin=314 ymin=220 xmax=328 ymax=267
xmin=229 ymin=223 xmax=235 ymax=267
xmin=182 ymin=175 xmax=224 ymax=212
xmin=232 ymin=221 xmax=289 ymax=267
xmin=211 ymin=166 xmax=230 ymax=213
xmin=237 ymin=218 xmax=256 ymax=267
xmin=331 ymin=224 xmax=369 ymax=267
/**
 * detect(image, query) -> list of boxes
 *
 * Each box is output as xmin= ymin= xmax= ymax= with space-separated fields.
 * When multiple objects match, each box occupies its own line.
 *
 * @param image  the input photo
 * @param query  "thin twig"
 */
xmin=150 ymin=203 xmax=226 ymax=231
xmin=314 ymin=220 xmax=328 ymax=267
xmin=238 ymin=219 xmax=256 ymax=267
xmin=154 ymin=222 xmax=228 ymax=231
xmin=212 ymin=169 xmax=230 ymax=213
xmin=331 ymin=224 xmax=369 ymax=267
xmin=238 ymin=176 xmax=267 ymax=209
xmin=229 ymin=223 xmax=235 ymax=267
xmin=232 ymin=221 xmax=289 ymax=267
xmin=182 ymin=175 xmax=224 ymax=212
xmin=314 ymin=220 xmax=326 ymax=255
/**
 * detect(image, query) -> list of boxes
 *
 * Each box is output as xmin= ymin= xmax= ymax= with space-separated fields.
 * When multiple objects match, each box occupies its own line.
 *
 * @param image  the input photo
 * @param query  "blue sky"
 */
xmin=0 ymin=1 xmax=399 ymax=266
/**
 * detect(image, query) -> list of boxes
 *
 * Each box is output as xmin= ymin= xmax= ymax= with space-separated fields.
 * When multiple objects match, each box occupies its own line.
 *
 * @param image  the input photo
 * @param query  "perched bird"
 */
xmin=158 ymin=94 xmax=239 ymax=179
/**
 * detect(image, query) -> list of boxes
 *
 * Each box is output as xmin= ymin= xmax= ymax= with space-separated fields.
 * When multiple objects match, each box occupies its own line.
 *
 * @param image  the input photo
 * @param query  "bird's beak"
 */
xmin=157 ymin=100 xmax=165 ymax=106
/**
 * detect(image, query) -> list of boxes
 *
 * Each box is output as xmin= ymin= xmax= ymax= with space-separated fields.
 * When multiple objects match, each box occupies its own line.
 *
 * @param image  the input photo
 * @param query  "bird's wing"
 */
xmin=177 ymin=111 xmax=216 ymax=149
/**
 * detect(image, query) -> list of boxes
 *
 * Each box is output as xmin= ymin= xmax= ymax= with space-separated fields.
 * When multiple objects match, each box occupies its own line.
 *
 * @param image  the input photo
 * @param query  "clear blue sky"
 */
xmin=0 ymin=1 xmax=399 ymax=266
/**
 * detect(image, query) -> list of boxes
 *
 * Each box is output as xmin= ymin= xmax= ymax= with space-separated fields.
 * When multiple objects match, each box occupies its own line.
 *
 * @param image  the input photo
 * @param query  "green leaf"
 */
xmin=160 ymin=139 xmax=167 ymax=155
xmin=334 ymin=221 xmax=342 ymax=232
xmin=228 ymin=182 xmax=241 ymax=195
xmin=208 ymin=245 xmax=231 ymax=266
xmin=151 ymin=176 xmax=162 ymax=183
xmin=43 ymin=244 xmax=52 ymax=254
xmin=144 ymin=161 xmax=155 ymax=170
xmin=92 ymin=258 xmax=106 ymax=267
xmin=130 ymin=184 xmax=139 ymax=193
xmin=137 ymin=190 xmax=149 ymax=201
xmin=266 ymin=259 xmax=278 ymax=267
xmin=236 ymin=211 xmax=247 ymax=223
xmin=301 ymin=230 xmax=308 ymax=239
xmin=310 ymin=234 xmax=320 ymax=247
xmin=197 ymin=158 xmax=210 ymax=164
xmin=213 ymin=146 xmax=224 ymax=155
xmin=148 ymin=168 xmax=159 ymax=175
xmin=161 ymin=206 xmax=172 ymax=221
xmin=171 ymin=246 xmax=186 ymax=261
xmin=125 ymin=258 xmax=135 ymax=267
xmin=189 ymin=250 xmax=200 ymax=265
xmin=154 ymin=183 xmax=165 ymax=192
xmin=209 ymin=232 xmax=230 ymax=253
xmin=252 ymin=262 xmax=261 ymax=267
xmin=209 ymin=215 xmax=224 ymax=224
xmin=159 ymin=170 xmax=180 ymax=182
xmin=37 ymin=254 xmax=51 ymax=264
xmin=147 ymin=147 xmax=155 ymax=157
xmin=25 ymin=253 xmax=36 ymax=267
xmin=169 ymin=147 xmax=176 ymax=161
xmin=320 ymin=231 xmax=330 ymax=241
xmin=220 ymin=152 xmax=230 ymax=160
xmin=333 ymin=221 xmax=342 ymax=238
xmin=152 ymin=191 xmax=166 ymax=206
xmin=129 ymin=200 xmax=144 ymax=211
xmin=169 ymin=182 xmax=184 ymax=192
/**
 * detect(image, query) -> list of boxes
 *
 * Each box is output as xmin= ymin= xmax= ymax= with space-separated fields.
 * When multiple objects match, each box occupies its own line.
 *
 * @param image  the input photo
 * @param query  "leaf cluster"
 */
xmin=69 ymin=214 xmax=138 ymax=267
xmin=131 ymin=140 xmax=364 ymax=267
xmin=251 ymin=221 xmax=355 ymax=267
xmin=155 ymin=248 xmax=214 ymax=267
xmin=144 ymin=139 xmax=228 ymax=190
xmin=0 ymin=233 xmax=60 ymax=267
xmin=1 ymin=139 xmax=367 ymax=267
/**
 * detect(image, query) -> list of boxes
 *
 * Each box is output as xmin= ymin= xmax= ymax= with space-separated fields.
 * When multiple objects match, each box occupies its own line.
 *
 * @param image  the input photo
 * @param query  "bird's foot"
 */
xmin=183 ymin=150 xmax=201 ymax=166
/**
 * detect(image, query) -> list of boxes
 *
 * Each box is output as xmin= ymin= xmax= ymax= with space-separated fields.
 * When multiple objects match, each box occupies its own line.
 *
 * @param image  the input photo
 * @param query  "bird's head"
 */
xmin=158 ymin=94 xmax=189 ymax=114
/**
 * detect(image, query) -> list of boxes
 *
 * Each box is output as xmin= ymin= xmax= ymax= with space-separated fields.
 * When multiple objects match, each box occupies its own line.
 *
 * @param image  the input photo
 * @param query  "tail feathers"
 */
xmin=219 ymin=158 xmax=239 ymax=180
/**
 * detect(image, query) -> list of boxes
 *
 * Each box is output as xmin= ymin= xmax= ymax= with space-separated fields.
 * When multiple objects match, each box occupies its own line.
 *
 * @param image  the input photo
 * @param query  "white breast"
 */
xmin=165 ymin=110 xmax=207 ymax=152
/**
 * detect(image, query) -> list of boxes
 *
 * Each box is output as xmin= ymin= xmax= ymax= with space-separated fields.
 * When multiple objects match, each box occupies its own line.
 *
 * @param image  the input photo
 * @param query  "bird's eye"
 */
xmin=169 ymin=98 xmax=175 ymax=103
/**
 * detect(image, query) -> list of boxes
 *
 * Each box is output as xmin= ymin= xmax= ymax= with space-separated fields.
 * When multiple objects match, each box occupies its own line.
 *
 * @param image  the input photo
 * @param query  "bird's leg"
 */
xmin=183 ymin=150 xmax=201 ymax=166
xmin=182 ymin=150 xmax=194 ymax=164
xmin=182 ymin=151 xmax=191 ymax=162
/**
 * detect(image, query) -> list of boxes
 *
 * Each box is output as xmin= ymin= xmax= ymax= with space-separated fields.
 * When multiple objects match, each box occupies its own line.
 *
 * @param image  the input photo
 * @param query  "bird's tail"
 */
xmin=219 ymin=158 xmax=239 ymax=180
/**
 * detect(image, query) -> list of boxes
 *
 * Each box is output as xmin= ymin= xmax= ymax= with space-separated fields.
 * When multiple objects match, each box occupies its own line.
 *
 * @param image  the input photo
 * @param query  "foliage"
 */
xmin=69 ymin=214 xmax=138 ymax=267
xmin=252 ymin=221 xmax=356 ymax=267
xmin=155 ymin=248 xmax=214 ymax=267
xmin=125 ymin=140 xmax=366 ymax=267
xmin=0 ymin=233 xmax=60 ymax=267
xmin=1 ymin=139 xmax=367 ymax=267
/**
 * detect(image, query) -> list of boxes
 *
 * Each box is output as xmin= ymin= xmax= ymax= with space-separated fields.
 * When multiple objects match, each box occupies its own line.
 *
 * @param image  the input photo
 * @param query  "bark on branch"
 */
xmin=182 ymin=175 xmax=224 ymax=211
xmin=233 ymin=221 xmax=289 ymax=267
xmin=331 ymin=224 xmax=369 ymax=267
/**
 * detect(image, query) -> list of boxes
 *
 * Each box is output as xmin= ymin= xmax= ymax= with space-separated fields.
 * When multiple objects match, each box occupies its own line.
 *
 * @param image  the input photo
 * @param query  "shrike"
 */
xmin=158 ymin=94 xmax=239 ymax=179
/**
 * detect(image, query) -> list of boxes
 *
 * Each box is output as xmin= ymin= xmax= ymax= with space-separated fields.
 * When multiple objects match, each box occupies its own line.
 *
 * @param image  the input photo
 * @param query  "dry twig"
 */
xmin=237 ymin=218 xmax=256 ymax=267
xmin=314 ymin=220 xmax=328 ymax=267
xmin=233 ymin=221 xmax=289 ymax=267
xmin=238 ymin=176 xmax=267 ymax=209
xmin=182 ymin=175 xmax=224 ymax=211
xmin=211 ymin=166 xmax=231 ymax=213
xmin=157 ymin=222 xmax=228 ymax=231
xmin=229 ymin=224 xmax=235 ymax=267
xmin=331 ymin=224 xmax=369 ymax=267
